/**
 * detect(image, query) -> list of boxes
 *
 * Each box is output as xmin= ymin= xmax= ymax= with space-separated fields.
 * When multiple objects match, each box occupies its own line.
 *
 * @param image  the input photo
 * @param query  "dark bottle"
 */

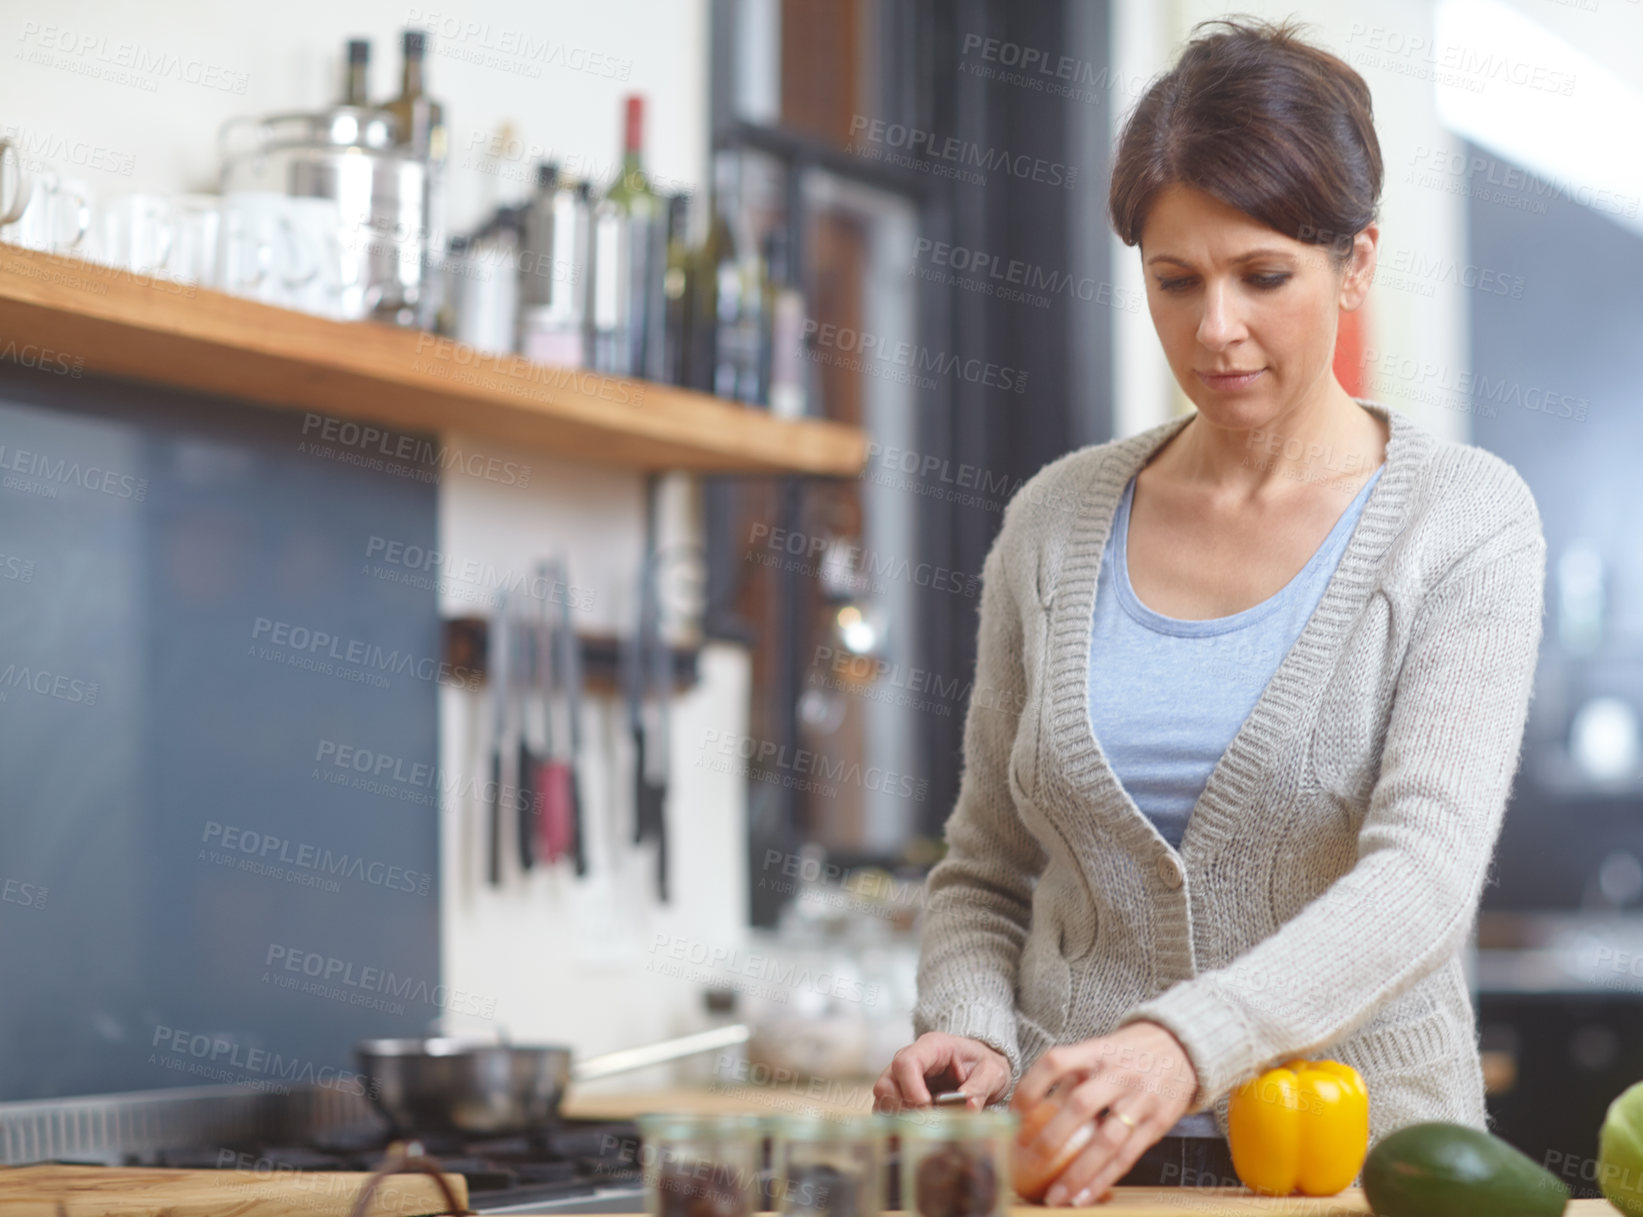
xmin=342 ymin=39 xmax=370 ymax=106
xmin=384 ymin=28 xmax=447 ymax=329
xmin=660 ymin=194 xmax=694 ymax=386
xmin=703 ymin=154 xmax=765 ymax=405
xmin=385 ymin=29 xmax=446 ymax=163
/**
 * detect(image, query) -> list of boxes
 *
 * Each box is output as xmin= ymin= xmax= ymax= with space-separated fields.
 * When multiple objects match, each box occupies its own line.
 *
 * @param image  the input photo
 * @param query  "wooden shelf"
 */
xmin=0 ymin=245 xmax=868 ymax=477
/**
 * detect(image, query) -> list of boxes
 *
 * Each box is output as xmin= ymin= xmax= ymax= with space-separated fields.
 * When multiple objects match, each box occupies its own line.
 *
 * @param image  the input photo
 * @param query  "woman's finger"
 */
xmin=1011 ymin=1043 xmax=1101 ymax=1113
xmin=887 ymin=1041 xmax=948 ymax=1107
xmin=955 ymin=1051 xmax=1011 ymax=1106
xmin=1044 ymin=1103 xmax=1160 ymax=1206
xmin=871 ymin=1071 xmax=903 ymax=1113
xmin=1024 ymin=1069 xmax=1127 ymax=1171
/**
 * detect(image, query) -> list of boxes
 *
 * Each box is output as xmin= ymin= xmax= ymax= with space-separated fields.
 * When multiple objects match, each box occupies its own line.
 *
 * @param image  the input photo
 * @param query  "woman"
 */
xmin=872 ymin=15 xmax=1546 ymax=1206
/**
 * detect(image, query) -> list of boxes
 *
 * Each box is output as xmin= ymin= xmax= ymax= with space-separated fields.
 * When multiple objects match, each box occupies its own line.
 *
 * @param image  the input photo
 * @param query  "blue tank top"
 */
xmin=1087 ymin=466 xmax=1383 ymax=848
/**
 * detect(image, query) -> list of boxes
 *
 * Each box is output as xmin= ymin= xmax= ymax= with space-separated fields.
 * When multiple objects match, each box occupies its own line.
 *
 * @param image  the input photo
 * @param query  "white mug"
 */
xmin=0 ymin=137 xmax=27 ymax=226
xmin=219 ymin=191 xmax=324 ymax=308
xmin=0 ymin=170 xmax=91 ymax=253
xmin=282 ymin=196 xmax=347 ymax=318
xmin=166 ymin=194 xmax=222 ymax=287
xmin=96 ymin=192 xmax=175 ymax=275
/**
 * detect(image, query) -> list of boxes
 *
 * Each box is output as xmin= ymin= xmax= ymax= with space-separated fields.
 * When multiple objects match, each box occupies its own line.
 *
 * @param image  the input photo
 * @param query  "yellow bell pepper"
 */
xmin=1227 ymin=1058 xmax=1370 ymax=1196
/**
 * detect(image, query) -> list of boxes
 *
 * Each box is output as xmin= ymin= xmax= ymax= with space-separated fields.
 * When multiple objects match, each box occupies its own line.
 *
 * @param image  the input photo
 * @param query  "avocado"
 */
xmin=1362 ymin=1122 xmax=1568 ymax=1217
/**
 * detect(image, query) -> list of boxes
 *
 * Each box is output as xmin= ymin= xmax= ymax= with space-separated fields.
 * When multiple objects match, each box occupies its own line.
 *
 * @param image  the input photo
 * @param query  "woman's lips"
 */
xmin=1197 ymin=368 xmax=1265 ymax=391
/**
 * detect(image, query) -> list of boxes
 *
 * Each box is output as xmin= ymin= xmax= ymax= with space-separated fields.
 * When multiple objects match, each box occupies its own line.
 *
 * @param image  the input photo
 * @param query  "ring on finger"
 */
xmin=1105 ymin=1108 xmax=1138 ymax=1133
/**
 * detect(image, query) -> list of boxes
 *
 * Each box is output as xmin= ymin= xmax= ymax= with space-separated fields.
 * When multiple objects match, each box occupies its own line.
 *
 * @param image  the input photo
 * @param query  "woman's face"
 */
xmin=1138 ymin=183 xmax=1375 ymax=432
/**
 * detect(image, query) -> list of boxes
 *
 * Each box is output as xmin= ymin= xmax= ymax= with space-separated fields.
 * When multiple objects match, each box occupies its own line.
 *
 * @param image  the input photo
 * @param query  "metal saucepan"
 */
xmin=356 ymin=1023 xmax=751 ymax=1136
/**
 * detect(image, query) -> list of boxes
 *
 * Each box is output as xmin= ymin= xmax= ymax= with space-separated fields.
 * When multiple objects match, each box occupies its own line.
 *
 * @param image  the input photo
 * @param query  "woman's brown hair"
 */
xmin=1109 ymin=15 xmax=1382 ymax=269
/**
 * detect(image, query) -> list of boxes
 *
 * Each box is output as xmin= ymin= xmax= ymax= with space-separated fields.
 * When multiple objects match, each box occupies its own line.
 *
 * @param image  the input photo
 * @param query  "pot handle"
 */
xmin=218 ymin=114 xmax=269 ymax=166
xmin=0 ymin=138 xmax=28 ymax=226
xmin=572 ymin=1023 xmax=751 ymax=1083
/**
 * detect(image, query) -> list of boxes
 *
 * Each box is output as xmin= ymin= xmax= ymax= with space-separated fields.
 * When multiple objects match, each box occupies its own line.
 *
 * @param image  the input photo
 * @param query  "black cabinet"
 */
xmin=1479 ymin=989 xmax=1643 ymax=1199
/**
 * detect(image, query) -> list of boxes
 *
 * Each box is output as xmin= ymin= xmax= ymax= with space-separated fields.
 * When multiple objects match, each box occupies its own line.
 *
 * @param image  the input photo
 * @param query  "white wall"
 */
xmin=3 ymin=0 xmax=755 ymax=1081
xmin=1104 ymin=0 xmax=1475 ymax=442
xmin=1 ymin=0 xmax=709 ymax=230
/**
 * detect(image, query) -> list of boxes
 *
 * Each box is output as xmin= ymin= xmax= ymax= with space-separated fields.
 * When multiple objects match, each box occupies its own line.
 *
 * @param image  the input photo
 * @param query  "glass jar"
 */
xmin=896 ymin=1108 xmax=1017 ymax=1217
xmin=773 ymin=1114 xmax=890 ymax=1217
xmin=637 ymin=1113 xmax=765 ymax=1217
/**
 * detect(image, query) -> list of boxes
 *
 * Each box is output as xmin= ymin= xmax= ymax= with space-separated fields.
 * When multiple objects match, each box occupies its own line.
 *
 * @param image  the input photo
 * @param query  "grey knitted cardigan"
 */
xmin=912 ymin=400 xmax=1546 ymax=1145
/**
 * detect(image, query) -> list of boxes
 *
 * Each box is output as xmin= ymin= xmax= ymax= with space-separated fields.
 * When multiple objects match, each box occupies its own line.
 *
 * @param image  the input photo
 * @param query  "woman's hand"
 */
xmin=871 ymin=1032 xmax=1012 ymax=1112
xmin=1009 ymin=1021 xmax=1200 ymax=1205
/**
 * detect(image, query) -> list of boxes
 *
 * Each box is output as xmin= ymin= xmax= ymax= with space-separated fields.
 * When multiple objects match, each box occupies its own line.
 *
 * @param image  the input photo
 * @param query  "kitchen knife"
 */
xmin=553 ymin=554 xmax=589 ymax=877
xmin=646 ymin=547 xmax=671 ymax=904
xmin=536 ymin=560 xmax=571 ymax=865
xmin=629 ymin=487 xmax=669 ymax=901
xmin=486 ymin=588 xmax=508 ymax=887
xmin=516 ymin=598 xmax=537 ymax=873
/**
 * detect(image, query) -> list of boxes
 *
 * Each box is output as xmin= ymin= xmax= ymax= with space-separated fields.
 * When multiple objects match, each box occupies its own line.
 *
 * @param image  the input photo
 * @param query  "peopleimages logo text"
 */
xmin=299 ymin=413 xmax=531 ymax=486
xmin=847 ymin=114 xmax=1077 ymax=189
xmin=250 ymin=618 xmax=482 ymax=690
xmin=201 ymin=820 xmax=432 ymax=894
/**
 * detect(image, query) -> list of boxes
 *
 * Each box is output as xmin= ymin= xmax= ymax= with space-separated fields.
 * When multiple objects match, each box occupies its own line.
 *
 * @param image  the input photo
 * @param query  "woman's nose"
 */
xmin=1196 ymin=282 xmax=1246 ymax=349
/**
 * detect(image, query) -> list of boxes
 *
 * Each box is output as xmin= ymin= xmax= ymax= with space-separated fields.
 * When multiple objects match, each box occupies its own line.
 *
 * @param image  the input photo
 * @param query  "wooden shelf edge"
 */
xmin=0 ymin=246 xmax=868 ymax=478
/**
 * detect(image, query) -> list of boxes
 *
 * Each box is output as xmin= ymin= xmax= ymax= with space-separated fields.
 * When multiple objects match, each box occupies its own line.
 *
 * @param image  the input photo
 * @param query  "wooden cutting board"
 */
xmin=526 ymin=1195 xmax=1620 ymax=1215
xmin=1005 ymin=1193 xmax=1614 ymax=1213
xmin=0 ymin=1164 xmax=469 ymax=1216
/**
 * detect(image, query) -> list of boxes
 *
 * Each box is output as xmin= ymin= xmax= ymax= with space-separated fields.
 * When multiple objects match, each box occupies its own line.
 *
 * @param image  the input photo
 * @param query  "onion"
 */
xmin=1012 ymin=1097 xmax=1097 ymax=1202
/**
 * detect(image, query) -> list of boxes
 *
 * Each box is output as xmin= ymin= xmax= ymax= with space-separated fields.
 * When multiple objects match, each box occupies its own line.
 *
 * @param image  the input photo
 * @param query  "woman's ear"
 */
xmin=1339 ymin=224 xmax=1378 ymax=313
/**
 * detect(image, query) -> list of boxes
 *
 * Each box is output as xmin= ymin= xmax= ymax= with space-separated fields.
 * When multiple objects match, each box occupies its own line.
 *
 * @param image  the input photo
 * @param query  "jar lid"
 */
xmin=636 ymin=1112 xmax=767 ymax=1141
xmin=894 ymin=1107 xmax=1018 ymax=1138
xmin=772 ymin=1112 xmax=894 ymax=1142
xmin=225 ymin=107 xmax=402 ymax=155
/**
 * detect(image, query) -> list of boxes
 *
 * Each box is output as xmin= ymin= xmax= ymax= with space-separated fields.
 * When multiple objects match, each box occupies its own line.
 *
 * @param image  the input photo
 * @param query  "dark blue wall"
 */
xmin=0 ymin=365 xmax=442 ymax=1100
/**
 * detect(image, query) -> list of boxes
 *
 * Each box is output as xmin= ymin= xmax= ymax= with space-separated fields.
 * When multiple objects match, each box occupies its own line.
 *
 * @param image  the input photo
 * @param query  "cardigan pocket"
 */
xmin=1310 ymin=595 xmax=1396 ymax=804
xmin=1310 ymin=673 xmax=1390 ymax=806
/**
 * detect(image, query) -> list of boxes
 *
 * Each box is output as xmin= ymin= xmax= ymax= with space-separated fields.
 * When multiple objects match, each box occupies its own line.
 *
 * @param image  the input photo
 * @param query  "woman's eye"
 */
xmin=1154 ymin=273 xmax=1290 ymax=293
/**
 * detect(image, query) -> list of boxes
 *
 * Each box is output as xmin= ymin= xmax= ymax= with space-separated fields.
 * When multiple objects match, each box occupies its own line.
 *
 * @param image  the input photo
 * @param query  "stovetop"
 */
xmin=133 ymin=1118 xmax=646 ymax=1214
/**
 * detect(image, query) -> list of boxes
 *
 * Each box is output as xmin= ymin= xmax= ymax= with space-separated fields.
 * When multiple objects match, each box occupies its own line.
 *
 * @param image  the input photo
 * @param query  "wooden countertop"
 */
xmin=0 ymin=1162 xmax=468 ymax=1216
xmin=554 ymin=1090 xmax=1620 ymax=1214
xmin=513 ymin=1197 xmax=1618 ymax=1215
xmin=6 ymin=1088 xmax=1613 ymax=1215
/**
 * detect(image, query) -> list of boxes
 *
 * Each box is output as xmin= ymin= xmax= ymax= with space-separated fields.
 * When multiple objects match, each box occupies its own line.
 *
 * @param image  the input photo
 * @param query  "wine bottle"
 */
xmin=385 ymin=29 xmax=446 ymax=162
xmin=705 ymin=154 xmax=766 ymax=405
xmin=342 ymin=39 xmax=370 ymax=106
xmin=661 ymin=193 xmax=694 ymax=386
xmin=606 ymin=96 xmax=655 ymax=212
xmin=591 ymin=95 xmax=665 ymax=376
xmin=385 ymin=28 xmax=447 ymax=329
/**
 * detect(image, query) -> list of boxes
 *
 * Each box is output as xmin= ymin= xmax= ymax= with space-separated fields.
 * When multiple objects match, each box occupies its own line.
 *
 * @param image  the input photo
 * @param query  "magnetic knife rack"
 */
xmin=441 ymin=616 xmax=700 ymax=694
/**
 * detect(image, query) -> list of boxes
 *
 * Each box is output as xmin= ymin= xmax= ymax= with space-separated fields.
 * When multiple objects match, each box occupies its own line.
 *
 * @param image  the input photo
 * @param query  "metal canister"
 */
xmin=218 ymin=105 xmax=436 ymax=327
xmin=517 ymin=164 xmax=593 ymax=366
xmin=588 ymin=185 xmax=667 ymax=378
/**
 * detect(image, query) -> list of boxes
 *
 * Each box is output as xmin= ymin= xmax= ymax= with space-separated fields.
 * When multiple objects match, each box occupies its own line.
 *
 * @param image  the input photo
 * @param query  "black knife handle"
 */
xmin=517 ymin=741 xmax=535 ymax=871
xmin=655 ymin=783 xmax=668 ymax=903
xmin=632 ymin=725 xmax=648 ymax=845
xmin=487 ymin=751 xmax=503 ymax=886
xmin=569 ymin=768 xmax=588 ymax=877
